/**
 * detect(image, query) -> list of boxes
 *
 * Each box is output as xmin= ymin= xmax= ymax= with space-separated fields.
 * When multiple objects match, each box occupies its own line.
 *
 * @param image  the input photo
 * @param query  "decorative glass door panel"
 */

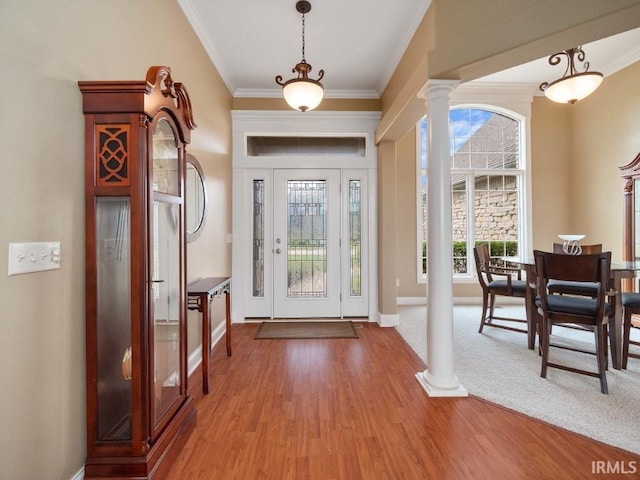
xmin=273 ymin=170 xmax=340 ymax=317
xmin=152 ymin=118 xmax=179 ymax=195
xmin=151 ymin=200 xmax=181 ymax=429
xmin=287 ymin=180 xmax=327 ymax=298
xmin=150 ymin=116 xmax=182 ymax=434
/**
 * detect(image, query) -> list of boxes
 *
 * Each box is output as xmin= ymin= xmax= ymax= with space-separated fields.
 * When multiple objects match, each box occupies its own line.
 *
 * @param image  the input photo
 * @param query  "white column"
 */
xmin=415 ymin=80 xmax=468 ymax=397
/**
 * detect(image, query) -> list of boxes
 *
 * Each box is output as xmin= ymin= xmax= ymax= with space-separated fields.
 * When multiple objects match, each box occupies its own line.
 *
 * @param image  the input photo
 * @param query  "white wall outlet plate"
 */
xmin=8 ymin=242 xmax=61 ymax=276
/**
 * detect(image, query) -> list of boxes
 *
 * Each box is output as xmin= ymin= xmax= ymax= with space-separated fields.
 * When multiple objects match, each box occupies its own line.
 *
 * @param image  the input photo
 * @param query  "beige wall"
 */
xmin=377 ymin=142 xmax=399 ymax=314
xmin=396 ymin=127 xmax=426 ymax=298
xmin=0 ymin=1 xmax=232 ymax=479
xmin=529 ymin=98 xmax=573 ymax=250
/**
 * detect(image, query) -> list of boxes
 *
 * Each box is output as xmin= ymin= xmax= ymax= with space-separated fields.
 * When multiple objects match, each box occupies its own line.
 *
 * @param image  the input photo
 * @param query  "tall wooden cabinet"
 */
xmin=79 ymin=66 xmax=196 ymax=479
xmin=621 ymin=153 xmax=640 ymax=262
xmin=620 ymin=152 xmax=640 ymax=292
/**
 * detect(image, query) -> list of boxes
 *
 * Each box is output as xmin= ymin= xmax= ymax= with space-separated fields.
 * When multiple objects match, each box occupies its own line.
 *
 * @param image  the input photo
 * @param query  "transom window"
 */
xmin=418 ymin=107 xmax=525 ymax=280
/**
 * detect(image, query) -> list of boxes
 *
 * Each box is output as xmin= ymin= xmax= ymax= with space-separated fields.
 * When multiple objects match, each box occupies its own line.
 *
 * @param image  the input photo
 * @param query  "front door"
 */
xmin=273 ymin=169 xmax=341 ymax=317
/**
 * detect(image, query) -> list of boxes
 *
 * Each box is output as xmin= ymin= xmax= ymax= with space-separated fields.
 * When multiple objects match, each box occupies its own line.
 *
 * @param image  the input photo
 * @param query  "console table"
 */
xmin=187 ymin=276 xmax=231 ymax=394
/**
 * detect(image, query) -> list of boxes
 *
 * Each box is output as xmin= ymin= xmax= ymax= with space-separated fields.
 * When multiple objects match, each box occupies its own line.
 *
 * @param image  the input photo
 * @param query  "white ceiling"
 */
xmin=178 ymin=0 xmax=640 ymax=99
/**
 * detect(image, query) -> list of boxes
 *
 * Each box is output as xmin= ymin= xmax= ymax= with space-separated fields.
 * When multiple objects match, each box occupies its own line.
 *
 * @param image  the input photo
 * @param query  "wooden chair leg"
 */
xmin=488 ymin=293 xmax=496 ymax=325
xmin=540 ymin=317 xmax=549 ymax=379
xmin=595 ymin=324 xmax=609 ymax=394
xmin=623 ymin=308 xmax=632 ymax=370
xmin=603 ymin=321 xmax=609 ymax=371
xmin=479 ymin=290 xmax=489 ymax=333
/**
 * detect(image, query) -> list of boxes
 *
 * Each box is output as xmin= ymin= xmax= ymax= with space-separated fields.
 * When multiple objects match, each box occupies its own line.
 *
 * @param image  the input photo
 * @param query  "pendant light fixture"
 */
xmin=275 ymin=1 xmax=325 ymax=112
xmin=539 ymin=46 xmax=603 ymax=104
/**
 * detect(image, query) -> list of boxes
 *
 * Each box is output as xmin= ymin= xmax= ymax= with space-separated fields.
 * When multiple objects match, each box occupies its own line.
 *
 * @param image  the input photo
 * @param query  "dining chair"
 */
xmin=621 ymin=291 xmax=640 ymax=369
xmin=534 ymin=250 xmax=613 ymax=394
xmin=473 ymin=243 xmax=527 ymax=335
xmin=548 ymin=243 xmax=603 ymax=297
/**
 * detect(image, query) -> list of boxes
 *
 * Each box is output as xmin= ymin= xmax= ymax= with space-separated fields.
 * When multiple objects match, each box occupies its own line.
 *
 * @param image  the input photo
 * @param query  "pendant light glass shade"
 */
xmin=543 ymin=72 xmax=603 ymax=104
xmin=282 ymin=75 xmax=324 ymax=112
xmin=540 ymin=47 xmax=603 ymax=104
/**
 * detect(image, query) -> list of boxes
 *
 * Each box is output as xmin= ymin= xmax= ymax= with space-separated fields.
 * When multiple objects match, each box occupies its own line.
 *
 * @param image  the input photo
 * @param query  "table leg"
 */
xmin=525 ymin=264 xmax=538 ymax=350
xmin=202 ymin=294 xmax=211 ymax=394
xmin=225 ymin=290 xmax=232 ymax=356
xmin=611 ymin=273 xmax=623 ymax=370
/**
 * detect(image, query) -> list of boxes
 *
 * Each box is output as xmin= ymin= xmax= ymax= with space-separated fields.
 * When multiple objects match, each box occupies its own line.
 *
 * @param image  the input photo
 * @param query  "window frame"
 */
xmin=416 ymin=104 xmax=529 ymax=284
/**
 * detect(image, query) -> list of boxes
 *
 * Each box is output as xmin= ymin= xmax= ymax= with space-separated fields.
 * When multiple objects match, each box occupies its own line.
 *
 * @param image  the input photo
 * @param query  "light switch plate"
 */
xmin=8 ymin=242 xmax=61 ymax=276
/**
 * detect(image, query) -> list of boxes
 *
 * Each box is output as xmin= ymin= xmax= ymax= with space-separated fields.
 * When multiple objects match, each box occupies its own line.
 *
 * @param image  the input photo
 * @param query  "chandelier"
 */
xmin=539 ymin=46 xmax=603 ymax=104
xmin=275 ymin=1 xmax=325 ymax=112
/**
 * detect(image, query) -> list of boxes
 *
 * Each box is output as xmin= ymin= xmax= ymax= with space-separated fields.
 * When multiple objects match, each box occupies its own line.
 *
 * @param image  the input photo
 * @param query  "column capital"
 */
xmin=417 ymin=79 xmax=461 ymax=100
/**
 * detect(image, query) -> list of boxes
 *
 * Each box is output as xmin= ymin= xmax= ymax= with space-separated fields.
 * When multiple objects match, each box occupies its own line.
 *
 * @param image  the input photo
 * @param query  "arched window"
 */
xmin=418 ymin=107 xmax=525 ymax=279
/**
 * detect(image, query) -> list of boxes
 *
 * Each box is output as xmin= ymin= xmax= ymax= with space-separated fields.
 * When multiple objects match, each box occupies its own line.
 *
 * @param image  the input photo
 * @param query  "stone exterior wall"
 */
xmin=421 ymin=178 xmax=519 ymax=242
xmin=452 ymin=177 xmax=518 ymax=241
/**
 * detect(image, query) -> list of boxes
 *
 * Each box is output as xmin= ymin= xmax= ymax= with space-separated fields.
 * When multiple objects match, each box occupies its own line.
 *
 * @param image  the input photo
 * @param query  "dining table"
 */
xmin=502 ymin=255 xmax=640 ymax=370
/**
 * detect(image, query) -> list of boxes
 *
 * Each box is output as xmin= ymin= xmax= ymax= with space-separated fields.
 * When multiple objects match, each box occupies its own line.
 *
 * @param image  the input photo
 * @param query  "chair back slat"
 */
xmin=551 ymin=243 xmax=603 ymax=254
xmin=474 ymin=243 xmax=493 ymax=284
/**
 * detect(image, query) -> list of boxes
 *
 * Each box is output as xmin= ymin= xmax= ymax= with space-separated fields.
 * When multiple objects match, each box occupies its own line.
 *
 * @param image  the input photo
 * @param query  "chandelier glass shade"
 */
xmin=539 ymin=47 xmax=603 ymax=104
xmin=275 ymin=1 xmax=325 ymax=112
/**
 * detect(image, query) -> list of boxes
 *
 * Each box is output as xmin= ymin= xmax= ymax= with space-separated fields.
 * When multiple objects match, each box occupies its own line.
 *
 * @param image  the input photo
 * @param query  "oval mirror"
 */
xmin=185 ymin=154 xmax=207 ymax=242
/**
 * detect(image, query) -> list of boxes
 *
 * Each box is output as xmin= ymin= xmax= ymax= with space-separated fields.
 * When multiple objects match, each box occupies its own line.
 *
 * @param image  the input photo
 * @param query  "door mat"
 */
xmin=255 ymin=321 xmax=359 ymax=339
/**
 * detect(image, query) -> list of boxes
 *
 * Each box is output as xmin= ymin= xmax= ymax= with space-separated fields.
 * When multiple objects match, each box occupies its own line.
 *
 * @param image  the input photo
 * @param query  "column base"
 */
xmin=415 ymin=371 xmax=468 ymax=398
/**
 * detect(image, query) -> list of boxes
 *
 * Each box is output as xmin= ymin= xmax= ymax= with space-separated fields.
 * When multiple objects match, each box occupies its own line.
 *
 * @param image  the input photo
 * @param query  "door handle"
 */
xmin=275 ymin=248 xmax=282 ymax=254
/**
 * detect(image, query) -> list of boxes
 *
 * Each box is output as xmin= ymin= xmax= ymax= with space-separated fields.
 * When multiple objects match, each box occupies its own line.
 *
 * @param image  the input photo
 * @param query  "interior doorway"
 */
xmin=231 ymin=111 xmax=380 ymax=323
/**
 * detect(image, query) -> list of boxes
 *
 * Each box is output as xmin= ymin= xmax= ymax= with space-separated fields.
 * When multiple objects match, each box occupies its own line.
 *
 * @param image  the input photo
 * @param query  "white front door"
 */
xmin=231 ymin=111 xmax=379 ymax=324
xmin=273 ymin=169 xmax=341 ymax=317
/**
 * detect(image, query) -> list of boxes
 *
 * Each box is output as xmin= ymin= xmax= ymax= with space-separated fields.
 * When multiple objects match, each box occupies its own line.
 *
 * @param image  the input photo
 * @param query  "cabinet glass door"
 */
xmin=635 ymin=178 xmax=640 ymax=261
xmin=95 ymin=197 xmax=132 ymax=441
xmin=151 ymin=118 xmax=182 ymax=432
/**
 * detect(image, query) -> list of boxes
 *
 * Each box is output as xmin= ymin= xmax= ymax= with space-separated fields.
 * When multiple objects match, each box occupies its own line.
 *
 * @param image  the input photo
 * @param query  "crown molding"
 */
xmin=177 ymin=0 xmax=236 ymax=94
xmin=376 ymin=0 xmax=432 ymax=96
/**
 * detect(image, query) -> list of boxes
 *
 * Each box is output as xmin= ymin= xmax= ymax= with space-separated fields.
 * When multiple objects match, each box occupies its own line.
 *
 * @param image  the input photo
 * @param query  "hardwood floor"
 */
xmin=165 ymin=323 xmax=639 ymax=480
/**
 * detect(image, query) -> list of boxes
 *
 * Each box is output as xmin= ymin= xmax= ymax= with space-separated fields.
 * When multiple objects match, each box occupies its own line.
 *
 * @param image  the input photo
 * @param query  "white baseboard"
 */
xmin=378 ymin=313 xmax=399 ymax=327
xmin=397 ymin=296 xmax=522 ymax=306
xmin=70 ymin=467 xmax=84 ymax=480
xmin=188 ymin=345 xmax=203 ymax=377
xmin=188 ymin=321 xmax=227 ymax=377
xmin=397 ymin=297 xmax=428 ymax=305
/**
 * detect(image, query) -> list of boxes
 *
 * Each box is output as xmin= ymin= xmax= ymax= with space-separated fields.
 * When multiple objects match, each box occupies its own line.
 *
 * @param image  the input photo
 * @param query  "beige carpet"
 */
xmin=255 ymin=321 xmax=359 ymax=339
xmin=396 ymin=304 xmax=640 ymax=455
